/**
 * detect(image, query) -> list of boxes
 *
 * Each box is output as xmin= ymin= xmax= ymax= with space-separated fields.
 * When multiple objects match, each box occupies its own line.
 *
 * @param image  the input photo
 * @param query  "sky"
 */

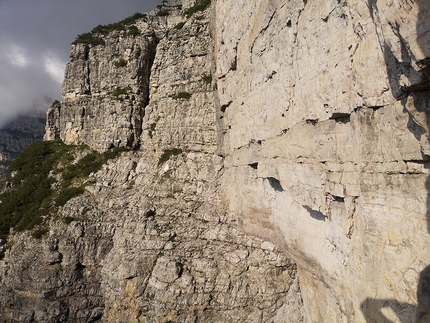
xmin=0 ymin=0 xmax=160 ymax=127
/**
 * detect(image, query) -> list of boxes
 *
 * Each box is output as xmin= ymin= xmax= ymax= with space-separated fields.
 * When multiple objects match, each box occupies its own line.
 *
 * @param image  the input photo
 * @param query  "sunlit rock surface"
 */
xmin=215 ymin=0 xmax=430 ymax=322
xmin=2 ymin=0 xmax=430 ymax=322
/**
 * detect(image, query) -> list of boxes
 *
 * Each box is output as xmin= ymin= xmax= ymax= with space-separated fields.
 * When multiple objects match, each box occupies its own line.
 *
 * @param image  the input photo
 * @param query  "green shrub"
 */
xmin=0 ymin=140 xmax=129 ymax=239
xmin=158 ymin=148 xmax=183 ymax=166
xmin=127 ymin=25 xmax=141 ymax=37
xmin=91 ymin=23 xmax=125 ymax=35
xmin=51 ymin=100 xmax=61 ymax=108
xmin=72 ymin=12 xmax=146 ymax=45
xmin=59 ymin=147 xmax=120 ymax=205
xmin=102 ymin=146 xmax=129 ymax=160
xmin=184 ymin=0 xmax=211 ymax=17
xmin=0 ymin=141 xmax=59 ymax=237
xmin=112 ymin=86 xmax=132 ymax=96
xmin=174 ymin=22 xmax=186 ymax=30
xmin=111 ymin=86 xmax=132 ymax=101
xmin=202 ymin=73 xmax=212 ymax=84
xmin=91 ymin=13 xmax=146 ymax=35
xmin=172 ymin=92 xmax=192 ymax=100
xmin=114 ymin=59 xmax=127 ymax=68
xmin=149 ymin=123 xmax=157 ymax=139
xmin=62 ymin=217 xmax=76 ymax=225
xmin=72 ymin=33 xmax=105 ymax=46
xmin=161 ymin=169 xmax=173 ymax=180
xmin=56 ymin=186 xmax=85 ymax=207
xmin=120 ymin=12 xmax=147 ymax=25
xmin=62 ymin=151 xmax=100 ymax=187
xmin=148 ymin=116 xmax=161 ymax=139
xmin=157 ymin=9 xmax=170 ymax=16
xmin=32 ymin=226 xmax=49 ymax=239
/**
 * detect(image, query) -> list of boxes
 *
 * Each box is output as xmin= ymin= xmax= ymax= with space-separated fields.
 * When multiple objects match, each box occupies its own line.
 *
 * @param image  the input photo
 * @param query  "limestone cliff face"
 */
xmin=214 ymin=0 xmax=430 ymax=322
xmin=1 ymin=1 xmax=302 ymax=322
xmin=3 ymin=0 xmax=430 ymax=322
xmin=45 ymin=24 xmax=158 ymax=150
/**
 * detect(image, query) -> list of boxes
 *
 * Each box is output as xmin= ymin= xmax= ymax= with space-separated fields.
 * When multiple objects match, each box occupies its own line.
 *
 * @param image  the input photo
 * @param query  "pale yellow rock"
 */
xmin=215 ymin=0 xmax=430 ymax=322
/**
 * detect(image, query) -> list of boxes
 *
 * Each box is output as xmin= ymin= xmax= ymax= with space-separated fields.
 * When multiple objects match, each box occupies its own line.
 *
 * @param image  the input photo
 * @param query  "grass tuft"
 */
xmin=202 ymin=73 xmax=212 ymax=84
xmin=158 ymin=148 xmax=183 ymax=166
xmin=172 ymin=92 xmax=192 ymax=100
xmin=114 ymin=59 xmax=127 ymax=68
xmin=184 ymin=0 xmax=211 ymax=18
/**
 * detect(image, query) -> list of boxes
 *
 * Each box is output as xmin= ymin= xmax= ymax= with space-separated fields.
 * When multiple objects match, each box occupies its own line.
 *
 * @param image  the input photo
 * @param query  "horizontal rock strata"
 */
xmin=2 ymin=0 xmax=430 ymax=322
xmin=1 ymin=1 xmax=303 ymax=322
xmin=214 ymin=0 xmax=430 ymax=322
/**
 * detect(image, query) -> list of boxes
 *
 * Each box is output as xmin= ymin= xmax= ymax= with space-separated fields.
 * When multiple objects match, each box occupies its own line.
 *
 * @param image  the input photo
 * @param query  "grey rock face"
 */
xmin=44 ymin=100 xmax=61 ymax=141
xmin=1 ymin=1 xmax=303 ymax=322
xmin=6 ymin=0 xmax=429 ymax=322
xmin=46 ymin=25 xmax=159 ymax=151
xmin=214 ymin=0 xmax=430 ymax=322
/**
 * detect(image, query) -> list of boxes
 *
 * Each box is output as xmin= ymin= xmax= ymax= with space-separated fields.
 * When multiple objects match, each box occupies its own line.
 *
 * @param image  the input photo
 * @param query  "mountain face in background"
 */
xmin=1 ymin=0 xmax=430 ymax=322
xmin=0 ymin=111 xmax=46 ymax=178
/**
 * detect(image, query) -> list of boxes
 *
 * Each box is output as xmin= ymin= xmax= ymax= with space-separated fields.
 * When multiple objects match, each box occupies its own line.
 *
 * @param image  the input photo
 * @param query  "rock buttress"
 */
xmin=50 ymin=19 xmax=159 ymax=151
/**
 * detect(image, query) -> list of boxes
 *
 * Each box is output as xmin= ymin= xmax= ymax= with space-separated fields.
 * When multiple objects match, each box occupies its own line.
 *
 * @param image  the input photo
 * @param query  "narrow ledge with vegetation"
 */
xmin=72 ymin=12 xmax=146 ymax=45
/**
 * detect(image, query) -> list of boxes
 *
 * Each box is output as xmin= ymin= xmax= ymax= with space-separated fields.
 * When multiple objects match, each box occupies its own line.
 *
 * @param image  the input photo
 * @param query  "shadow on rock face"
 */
xmin=363 ymin=1 xmax=430 ymax=322
xmin=417 ymin=265 xmax=430 ymax=323
xmin=367 ymin=0 xmax=430 ymax=98
xmin=415 ymin=0 xmax=430 ymax=235
xmin=361 ymin=265 xmax=430 ymax=322
xmin=366 ymin=0 xmax=430 ymax=236
xmin=360 ymin=298 xmax=416 ymax=323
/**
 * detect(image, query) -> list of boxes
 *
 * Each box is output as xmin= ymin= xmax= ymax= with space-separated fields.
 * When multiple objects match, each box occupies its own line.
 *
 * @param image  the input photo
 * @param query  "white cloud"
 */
xmin=0 ymin=86 xmax=18 ymax=126
xmin=0 ymin=0 xmax=160 ymax=128
xmin=43 ymin=53 xmax=66 ymax=84
xmin=6 ymin=44 xmax=30 ymax=67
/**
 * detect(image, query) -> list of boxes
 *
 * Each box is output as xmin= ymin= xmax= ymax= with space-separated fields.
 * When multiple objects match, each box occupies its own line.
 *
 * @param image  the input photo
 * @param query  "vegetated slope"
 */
xmin=0 ymin=140 xmax=127 ymax=240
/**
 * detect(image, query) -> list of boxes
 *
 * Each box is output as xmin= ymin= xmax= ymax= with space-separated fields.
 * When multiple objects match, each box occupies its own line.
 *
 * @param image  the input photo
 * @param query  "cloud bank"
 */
xmin=0 ymin=0 xmax=160 ymax=127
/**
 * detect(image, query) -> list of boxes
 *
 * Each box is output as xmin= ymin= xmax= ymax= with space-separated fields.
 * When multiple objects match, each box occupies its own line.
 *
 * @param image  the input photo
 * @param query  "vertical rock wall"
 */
xmin=214 ymin=0 xmax=430 ymax=322
xmin=4 ymin=0 xmax=430 ymax=322
xmin=45 ymin=22 xmax=159 ymax=150
xmin=1 ymin=2 xmax=303 ymax=322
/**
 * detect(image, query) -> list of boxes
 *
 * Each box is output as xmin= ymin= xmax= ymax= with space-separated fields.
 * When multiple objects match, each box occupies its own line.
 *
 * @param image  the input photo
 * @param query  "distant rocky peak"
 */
xmin=0 ymin=111 xmax=46 ymax=178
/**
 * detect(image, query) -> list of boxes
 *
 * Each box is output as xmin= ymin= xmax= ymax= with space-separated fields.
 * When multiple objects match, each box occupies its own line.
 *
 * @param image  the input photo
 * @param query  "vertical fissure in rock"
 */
xmin=142 ymin=36 xmax=160 ymax=108
xmin=134 ymin=35 xmax=160 ymax=148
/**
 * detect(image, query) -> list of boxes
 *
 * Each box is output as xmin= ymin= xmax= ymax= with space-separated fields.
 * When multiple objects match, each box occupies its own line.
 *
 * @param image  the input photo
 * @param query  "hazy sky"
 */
xmin=0 ymin=0 xmax=160 ymax=127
